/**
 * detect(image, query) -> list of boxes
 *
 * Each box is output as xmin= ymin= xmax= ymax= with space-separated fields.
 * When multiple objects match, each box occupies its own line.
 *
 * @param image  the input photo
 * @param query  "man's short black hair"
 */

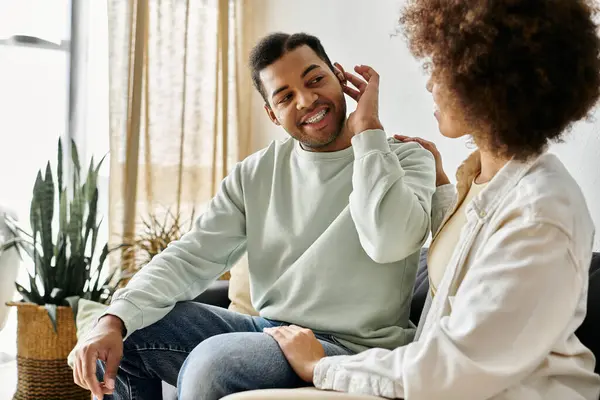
xmin=249 ymin=32 xmax=335 ymax=104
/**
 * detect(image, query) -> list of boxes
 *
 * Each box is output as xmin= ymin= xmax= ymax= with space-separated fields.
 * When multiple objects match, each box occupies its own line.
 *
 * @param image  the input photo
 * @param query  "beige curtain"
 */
xmin=107 ymin=0 xmax=253 ymax=273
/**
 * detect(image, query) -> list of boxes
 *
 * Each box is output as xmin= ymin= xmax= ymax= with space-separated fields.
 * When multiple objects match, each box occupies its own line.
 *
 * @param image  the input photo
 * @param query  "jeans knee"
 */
xmin=177 ymin=332 xmax=301 ymax=400
xmin=177 ymin=337 xmax=233 ymax=400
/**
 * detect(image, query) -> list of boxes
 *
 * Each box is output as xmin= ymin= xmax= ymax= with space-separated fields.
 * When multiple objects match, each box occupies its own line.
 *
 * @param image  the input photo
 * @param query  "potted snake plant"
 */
xmin=0 ymin=138 xmax=121 ymax=400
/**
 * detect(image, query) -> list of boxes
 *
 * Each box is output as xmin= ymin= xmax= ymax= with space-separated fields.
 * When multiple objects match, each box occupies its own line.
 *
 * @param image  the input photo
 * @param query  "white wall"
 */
xmin=248 ymin=0 xmax=600 ymax=250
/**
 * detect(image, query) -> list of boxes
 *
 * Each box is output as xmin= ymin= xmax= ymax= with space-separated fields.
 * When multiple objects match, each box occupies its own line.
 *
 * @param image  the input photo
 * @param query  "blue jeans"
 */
xmin=96 ymin=302 xmax=354 ymax=400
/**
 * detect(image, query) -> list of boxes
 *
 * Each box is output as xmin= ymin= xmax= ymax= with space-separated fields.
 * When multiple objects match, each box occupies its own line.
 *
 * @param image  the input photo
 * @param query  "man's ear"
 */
xmin=264 ymin=104 xmax=280 ymax=126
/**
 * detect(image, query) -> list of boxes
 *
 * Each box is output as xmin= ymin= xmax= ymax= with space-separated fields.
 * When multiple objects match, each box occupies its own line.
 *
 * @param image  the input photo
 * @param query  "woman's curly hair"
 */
xmin=400 ymin=0 xmax=600 ymax=159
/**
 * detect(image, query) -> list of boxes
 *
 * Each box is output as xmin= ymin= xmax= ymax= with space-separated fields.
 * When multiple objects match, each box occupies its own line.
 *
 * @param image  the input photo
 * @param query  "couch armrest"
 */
xmin=192 ymin=280 xmax=230 ymax=309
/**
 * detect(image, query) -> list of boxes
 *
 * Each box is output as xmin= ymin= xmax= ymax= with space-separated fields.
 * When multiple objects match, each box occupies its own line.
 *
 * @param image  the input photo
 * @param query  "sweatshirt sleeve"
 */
xmin=313 ymin=222 xmax=583 ymax=399
xmin=349 ymin=130 xmax=436 ymax=263
xmin=103 ymin=163 xmax=247 ymax=338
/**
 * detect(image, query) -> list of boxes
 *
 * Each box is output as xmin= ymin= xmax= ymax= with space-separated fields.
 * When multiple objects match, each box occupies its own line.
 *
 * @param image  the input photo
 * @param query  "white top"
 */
xmin=104 ymin=130 xmax=437 ymax=353
xmin=314 ymin=152 xmax=600 ymax=400
xmin=427 ymin=179 xmax=487 ymax=294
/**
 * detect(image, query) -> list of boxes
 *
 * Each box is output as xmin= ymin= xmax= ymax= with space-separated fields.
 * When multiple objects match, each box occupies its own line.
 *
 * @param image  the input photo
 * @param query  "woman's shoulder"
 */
xmin=516 ymin=153 xmax=586 ymax=214
xmin=499 ymin=153 xmax=594 ymax=249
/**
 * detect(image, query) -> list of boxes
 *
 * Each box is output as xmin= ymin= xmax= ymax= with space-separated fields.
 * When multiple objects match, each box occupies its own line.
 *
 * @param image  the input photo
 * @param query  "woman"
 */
xmin=254 ymin=0 xmax=600 ymax=399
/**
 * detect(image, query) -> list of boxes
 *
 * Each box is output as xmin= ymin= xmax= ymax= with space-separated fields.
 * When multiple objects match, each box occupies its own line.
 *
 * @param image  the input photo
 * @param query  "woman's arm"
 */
xmin=430 ymin=183 xmax=456 ymax=235
xmin=312 ymin=221 xmax=583 ymax=399
xmin=268 ymin=219 xmax=585 ymax=399
xmin=393 ymin=135 xmax=456 ymax=235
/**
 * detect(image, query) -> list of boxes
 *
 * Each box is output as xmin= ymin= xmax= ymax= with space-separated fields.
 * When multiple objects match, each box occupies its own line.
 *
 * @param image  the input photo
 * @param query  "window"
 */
xmin=0 ymin=0 xmax=109 ymax=358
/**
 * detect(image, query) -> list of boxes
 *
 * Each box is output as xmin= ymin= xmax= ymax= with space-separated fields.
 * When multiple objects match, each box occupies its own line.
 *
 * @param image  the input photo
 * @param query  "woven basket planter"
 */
xmin=8 ymin=302 xmax=89 ymax=400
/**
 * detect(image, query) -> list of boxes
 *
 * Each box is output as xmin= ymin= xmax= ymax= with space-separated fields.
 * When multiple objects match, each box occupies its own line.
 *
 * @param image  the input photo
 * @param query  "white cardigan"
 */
xmin=313 ymin=151 xmax=600 ymax=400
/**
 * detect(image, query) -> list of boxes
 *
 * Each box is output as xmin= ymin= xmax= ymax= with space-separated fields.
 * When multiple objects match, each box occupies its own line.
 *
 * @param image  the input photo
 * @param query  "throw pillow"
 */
xmin=228 ymin=256 xmax=259 ymax=316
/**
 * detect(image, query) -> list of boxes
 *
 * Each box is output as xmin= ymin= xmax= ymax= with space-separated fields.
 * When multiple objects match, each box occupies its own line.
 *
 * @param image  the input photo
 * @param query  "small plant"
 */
xmin=0 ymin=139 xmax=121 ymax=331
xmin=120 ymin=206 xmax=230 ymax=283
xmin=121 ymin=207 xmax=195 ymax=275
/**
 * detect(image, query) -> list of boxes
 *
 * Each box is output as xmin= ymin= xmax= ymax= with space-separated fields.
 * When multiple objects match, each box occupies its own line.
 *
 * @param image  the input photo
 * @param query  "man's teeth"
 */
xmin=305 ymin=109 xmax=328 ymax=124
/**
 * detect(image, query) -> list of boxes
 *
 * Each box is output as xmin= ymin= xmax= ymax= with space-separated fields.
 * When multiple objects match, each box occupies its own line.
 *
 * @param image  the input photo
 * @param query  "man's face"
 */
xmin=259 ymin=45 xmax=347 ymax=150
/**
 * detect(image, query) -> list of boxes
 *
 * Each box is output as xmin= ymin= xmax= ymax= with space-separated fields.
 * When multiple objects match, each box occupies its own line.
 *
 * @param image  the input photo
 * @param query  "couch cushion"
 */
xmin=410 ymin=248 xmax=430 ymax=325
xmin=410 ymin=249 xmax=600 ymax=374
xmin=228 ymin=256 xmax=259 ymax=316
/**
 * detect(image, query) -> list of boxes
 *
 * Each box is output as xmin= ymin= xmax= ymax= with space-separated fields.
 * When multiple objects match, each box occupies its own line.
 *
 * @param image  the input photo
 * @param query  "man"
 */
xmin=72 ymin=32 xmax=436 ymax=400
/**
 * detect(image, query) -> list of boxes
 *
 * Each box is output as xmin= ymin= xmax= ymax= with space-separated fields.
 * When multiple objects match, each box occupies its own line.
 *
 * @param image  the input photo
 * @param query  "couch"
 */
xmin=163 ymin=250 xmax=600 ymax=399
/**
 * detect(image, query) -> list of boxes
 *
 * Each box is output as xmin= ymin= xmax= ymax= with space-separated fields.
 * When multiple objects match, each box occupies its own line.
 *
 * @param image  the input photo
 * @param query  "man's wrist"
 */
xmin=355 ymin=118 xmax=383 ymax=134
xmin=99 ymin=314 xmax=127 ymax=338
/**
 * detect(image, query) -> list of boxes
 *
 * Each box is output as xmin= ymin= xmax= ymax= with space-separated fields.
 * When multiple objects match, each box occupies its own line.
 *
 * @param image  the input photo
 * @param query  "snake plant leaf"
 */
xmin=50 ymin=287 xmax=65 ymax=304
xmin=64 ymin=296 xmax=80 ymax=323
xmin=95 ymin=154 xmax=106 ymax=177
xmin=17 ymin=243 xmax=46 ymax=300
xmin=45 ymin=303 xmax=58 ymax=333
xmin=83 ymin=188 xmax=98 ymax=257
xmin=27 ymin=274 xmax=43 ymax=304
xmin=69 ymin=255 xmax=89 ymax=297
xmin=41 ymin=162 xmax=54 ymax=268
xmin=30 ymin=172 xmax=41 ymax=238
xmin=67 ymin=190 xmax=83 ymax=253
xmin=91 ymin=218 xmax=103 ymax=264
xmin=57 ymin=138 xmax=63 ymax=198
xmin=30 ymin=164 xmax=55 ymax=298
xmin=15 ymin=283 xmax=38 ymax=304
xmin=65 ymin=256 xmax=78 ymax=296
xmin=16 ymin=242 xmax=41 ymax=269
xmin=91 ymin=244 xmax=110 ymax=294
xmin=34 ymin=273 xmax=44 ymax=299
xmin=54 ymin=232 xmax=68 ymax=290
xmin=70 ymin=138 xmax=81 ymax=176
xmin=86 ymin=157 xmax=96 ymax=202
xmin=29 ymin=188 xmax=42 ymax=284
xmin=59 ymin=191 xmax=67 ymax=236
xmin=71 ymin=139 xmax=81 ymax=194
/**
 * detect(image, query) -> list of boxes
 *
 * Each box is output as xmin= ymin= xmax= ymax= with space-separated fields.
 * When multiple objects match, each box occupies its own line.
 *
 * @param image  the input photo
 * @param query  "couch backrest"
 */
xmin=576 ymin=253 xmax=600 ymax=373
xmin=411 ymin=249 xmax=600 ymax=374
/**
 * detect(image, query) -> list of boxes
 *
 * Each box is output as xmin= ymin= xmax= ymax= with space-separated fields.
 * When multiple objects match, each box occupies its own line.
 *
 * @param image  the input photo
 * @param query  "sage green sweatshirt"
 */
xmin=105 ymin=129 xmax=436 ymax=353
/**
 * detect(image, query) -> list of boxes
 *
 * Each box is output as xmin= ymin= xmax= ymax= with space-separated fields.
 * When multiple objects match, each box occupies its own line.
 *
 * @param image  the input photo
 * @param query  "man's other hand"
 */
xmin=72 ymin=315 xmax=125 ymax=400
